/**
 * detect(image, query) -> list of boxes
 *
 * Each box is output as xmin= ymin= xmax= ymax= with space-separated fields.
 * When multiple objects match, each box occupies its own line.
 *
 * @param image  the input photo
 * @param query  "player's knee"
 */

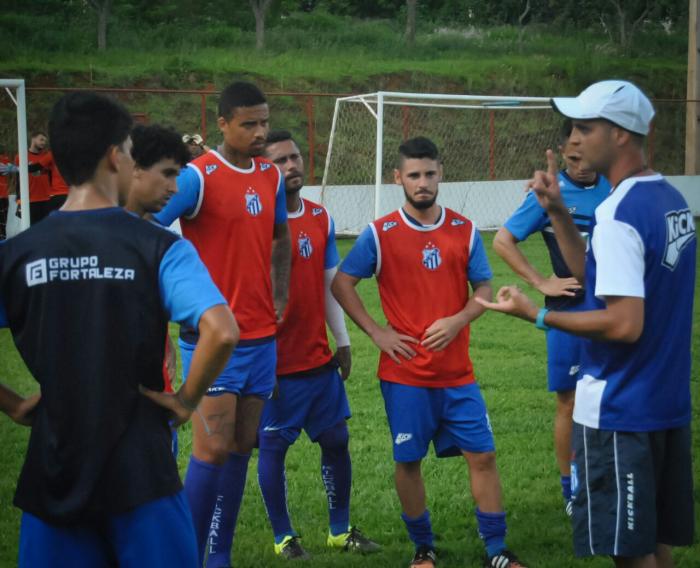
xmin=193 ymin=438 xmax=231 ymax=465
xmin=317 ymin=422 xmax=349 ymax=457
xmin=259 ymin=430 xmax=293 ymax=453
xmin=465 ymin=451 xmax=497 ymax=473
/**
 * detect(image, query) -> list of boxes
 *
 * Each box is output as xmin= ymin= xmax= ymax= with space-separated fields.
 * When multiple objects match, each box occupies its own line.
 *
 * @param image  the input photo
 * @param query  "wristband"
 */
xmin=535 ymin=307 xmax=550 ymax=331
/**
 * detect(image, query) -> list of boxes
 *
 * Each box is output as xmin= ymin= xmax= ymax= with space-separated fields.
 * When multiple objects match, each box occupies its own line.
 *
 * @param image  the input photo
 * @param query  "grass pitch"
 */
xmin=0 ymin=233 xmax=698 ymax=567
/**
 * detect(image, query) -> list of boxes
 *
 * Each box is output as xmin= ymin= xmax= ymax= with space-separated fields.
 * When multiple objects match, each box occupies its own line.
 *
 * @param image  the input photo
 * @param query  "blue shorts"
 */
xmin=546 ymin=326 xmax=583 ymax=393
xmin=571 ymin=423 xmax=693 ymax=558
xmin=18 ymin=492 xmax=197 ymax=568
xmin=179 ymin=338 xmax=276 ymax=398
xmin=260 ymin=366 xmax=351 ymax=443
xmin=380 ymin=381 xmax=494 ymax=462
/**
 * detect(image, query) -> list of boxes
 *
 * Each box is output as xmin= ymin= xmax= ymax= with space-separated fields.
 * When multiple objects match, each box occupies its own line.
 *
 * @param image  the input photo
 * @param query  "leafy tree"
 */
xmin=250 ymin=0 xmax=274 ymax=50
xmin=87 ymin=0 xmax=112 ymax=51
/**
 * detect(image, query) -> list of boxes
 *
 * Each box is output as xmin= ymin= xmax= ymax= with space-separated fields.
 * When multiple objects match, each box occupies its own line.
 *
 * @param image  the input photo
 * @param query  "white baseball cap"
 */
xmin=551 ymin=80 xmax=655 ymax=136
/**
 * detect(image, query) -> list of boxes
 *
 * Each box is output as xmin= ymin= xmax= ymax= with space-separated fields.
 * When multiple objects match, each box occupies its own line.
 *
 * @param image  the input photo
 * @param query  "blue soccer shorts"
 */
xmin=260 ymin=365 xmax=351 ymax=443
xmin=546 ymin=326 xmax=583 ymax=393
xmin=18 ymin=492 xmax=197 ymax=568
xmin=571 ymin=423 xmax=693 ymax=558
xmin=179 ymin=338 xmax=276 ymax=398
xmin=380 ymin=380 xmax=495 ymax=462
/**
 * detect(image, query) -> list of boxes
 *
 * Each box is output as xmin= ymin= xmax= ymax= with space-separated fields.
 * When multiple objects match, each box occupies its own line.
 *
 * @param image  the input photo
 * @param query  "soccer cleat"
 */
xmin=483 ymin=549 xmax=527 ymax=567
xmin=410 ymin=545 xmax=437 ymax=567
xmin=274 ymin=535 xmax=311 ymax=560
xmin=327 ymin=526 xmax=381 ymax=554
xmin=565 ymin=499 xmax=573 ymax=517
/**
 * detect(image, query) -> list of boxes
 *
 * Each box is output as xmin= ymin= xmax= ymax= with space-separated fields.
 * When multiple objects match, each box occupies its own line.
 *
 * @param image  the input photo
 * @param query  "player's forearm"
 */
xmin=325 ymin=267 xmax=350 ymax=347
xmin=457 ymin=282 xmax=492 ymax=326
xmin=331 ymin=273 xmax=383 ymax=341
xmin=543 ymin=297 xmax=644 ymax=343
xmin=545 ymin=208 xmax=586 ymax=282
xmin=493 ymin=228 xmax=546 ymax=288
xmin=271 ymin=224 xmax=291 ymax=313
xmin=179 ymin=306 xmax=239 ymax=407
xmin=0 ymin=383 xmax=27 ymax=420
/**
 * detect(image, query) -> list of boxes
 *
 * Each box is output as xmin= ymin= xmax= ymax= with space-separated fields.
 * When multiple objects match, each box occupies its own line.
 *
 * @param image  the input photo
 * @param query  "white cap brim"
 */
xmin=550 ymin=97 xmax=597 ymax=120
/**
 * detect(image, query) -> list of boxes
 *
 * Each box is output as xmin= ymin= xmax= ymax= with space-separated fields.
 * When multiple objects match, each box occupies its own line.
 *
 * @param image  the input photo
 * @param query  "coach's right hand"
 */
xmin=370 ymin=325 xmax=418 ymax=364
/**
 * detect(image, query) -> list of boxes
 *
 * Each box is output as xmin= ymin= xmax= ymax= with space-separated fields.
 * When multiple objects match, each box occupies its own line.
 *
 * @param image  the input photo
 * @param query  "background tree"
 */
xmin=87 ymin=0 xmax=111 ymax=51
xmin=406 ymin=0 xmax=417 ymax=45
xmin=250 ymin=0 xmax=274 ymax=50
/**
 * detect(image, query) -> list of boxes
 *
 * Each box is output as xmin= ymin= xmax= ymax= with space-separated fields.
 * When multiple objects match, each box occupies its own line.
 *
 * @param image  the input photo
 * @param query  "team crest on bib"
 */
xmin=260 ymin=162 xmax=271 ymax=172
xmin=422 ymin=242 xmax=441 ymax=271
xmin=312 ymin=207 xmax=324 ymax=216
xmin=298 ymin=231 xmax=313 ymax=259
xmin=245 ymin=188 xmax=262 ymax=217
xmin=205 ymin=164 xmax=218 ymax=175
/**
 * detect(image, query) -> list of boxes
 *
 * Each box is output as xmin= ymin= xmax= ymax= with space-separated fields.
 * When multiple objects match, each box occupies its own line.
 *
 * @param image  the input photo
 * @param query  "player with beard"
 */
xmin=332 ymin=137 xmax=527 ymax=568
xmin=257 ymin=130 xmax=380 ymax=559
xmin=154 ymin=82 xmax=291 ymax=567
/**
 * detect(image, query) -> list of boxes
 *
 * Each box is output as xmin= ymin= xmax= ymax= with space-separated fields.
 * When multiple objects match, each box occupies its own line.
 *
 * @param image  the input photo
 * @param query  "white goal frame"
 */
xmin=320 ymin=90 xmax=553 ymax=233
xmin=1 ymin=78 xmax=30 ymax=232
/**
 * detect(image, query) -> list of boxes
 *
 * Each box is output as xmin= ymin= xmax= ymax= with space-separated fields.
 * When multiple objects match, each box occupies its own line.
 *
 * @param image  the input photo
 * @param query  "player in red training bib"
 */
xmin=154 ymin=81 xmax=291 ymax=567
xmin=257 ymin=130 xmax=380 ymax=559
xmin=332 ymin=137 xmax=527 ymax=568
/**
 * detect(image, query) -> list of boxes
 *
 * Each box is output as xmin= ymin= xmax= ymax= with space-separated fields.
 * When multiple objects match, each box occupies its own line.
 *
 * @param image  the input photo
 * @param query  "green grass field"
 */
xmin=0 ymin=233 xmax=698 ymax=567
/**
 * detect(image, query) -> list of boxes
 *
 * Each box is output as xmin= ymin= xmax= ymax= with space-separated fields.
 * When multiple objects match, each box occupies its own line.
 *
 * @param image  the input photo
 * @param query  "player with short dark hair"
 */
xmin=332 ymin=136 xmax=527 ymax=568
xmin=257 ymin=130 xmax=380 ymax=559
xmin=0 ymin=91 xmax=239 ymax=567
xmin=479 ymin=80 xmax=696 ymax=567
xmin=154 ymin=81 xmax=291 ymax=567
xmin=493 ymin=119 xmax=610 ymax=516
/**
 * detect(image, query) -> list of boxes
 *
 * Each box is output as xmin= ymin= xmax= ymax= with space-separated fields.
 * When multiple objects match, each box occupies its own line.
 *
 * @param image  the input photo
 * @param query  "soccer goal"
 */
xmin=1 ymin=78 xmax=30 ymax=235
xmin=320 ymin=91 xmax=563 ymax=235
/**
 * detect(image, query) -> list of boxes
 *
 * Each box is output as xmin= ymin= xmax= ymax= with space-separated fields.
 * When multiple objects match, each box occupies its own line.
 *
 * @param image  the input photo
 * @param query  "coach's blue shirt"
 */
xmin=504 ymin=171 xmax=610 ymax=310
xmin=574 ymin=175 xmax=696 ymax=432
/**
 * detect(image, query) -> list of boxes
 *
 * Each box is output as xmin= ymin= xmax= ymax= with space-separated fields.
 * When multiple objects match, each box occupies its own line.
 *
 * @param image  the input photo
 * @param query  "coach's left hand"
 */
xmin=475 ymin=285 xmax=539 ymax=322
xmin=333 ymin=346 xmax=352 ymax=381
xmin=9 ymin=393 xmax=41 ymax=427
xmin=422 ymin=315 xmax=465 ymax=351
xmin=139 ymin=386 xmax=195 ymax=427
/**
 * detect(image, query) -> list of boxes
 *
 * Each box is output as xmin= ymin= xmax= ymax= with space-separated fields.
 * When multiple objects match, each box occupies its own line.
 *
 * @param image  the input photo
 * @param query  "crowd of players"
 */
xmin=0 ymin=79 xmax=695 ymax=568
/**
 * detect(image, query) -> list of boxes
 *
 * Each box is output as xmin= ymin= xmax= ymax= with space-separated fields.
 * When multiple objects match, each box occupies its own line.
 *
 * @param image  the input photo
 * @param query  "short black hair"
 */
xmin=558 ymin=118 xmax=573 ymax=146
xmin=266 ymin=129 xmax=295 ymax=146
xmin=30 ymin=129 xmax=47 ymax=140
xmin=49 ymin=92 xmax=132 ymax=186
xmin=131 ymin=124 xmax=190 ymax=169
xmin=398 ymin=136 xmax=440 ymax=163
xmin=218 ymin=81 xmax=267 ymax=121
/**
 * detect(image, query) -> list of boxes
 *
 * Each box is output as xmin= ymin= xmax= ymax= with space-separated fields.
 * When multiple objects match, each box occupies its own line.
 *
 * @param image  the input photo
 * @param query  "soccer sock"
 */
xmin=401 ymin=509 xmax=434 ymax=549
xmin=184 ymin=456 xmax=223 ymax=565
xmin=561 ymin=475 xmax=572 ymax=501
xmin=476 ymin=508 xmax=507 ymax=558
xmin=317 ymin=424 xmax=352 ymax=536
xmin=257 ymin=433 xmax=295 ymax=543
xmin=206 ymin=452 xmax=251 ymax=568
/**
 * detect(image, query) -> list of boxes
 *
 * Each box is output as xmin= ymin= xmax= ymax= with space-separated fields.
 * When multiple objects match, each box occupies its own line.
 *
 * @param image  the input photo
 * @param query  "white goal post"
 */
xmin=320 ymin=90 xmax=564 ymax=235
xmin=1 ymin=78 xmax=30 ymax=233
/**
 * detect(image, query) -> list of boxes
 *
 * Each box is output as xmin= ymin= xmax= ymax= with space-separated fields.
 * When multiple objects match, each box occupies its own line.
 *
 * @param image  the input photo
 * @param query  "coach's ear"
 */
xmin=393 ymin=168 xmax=402 ymax=185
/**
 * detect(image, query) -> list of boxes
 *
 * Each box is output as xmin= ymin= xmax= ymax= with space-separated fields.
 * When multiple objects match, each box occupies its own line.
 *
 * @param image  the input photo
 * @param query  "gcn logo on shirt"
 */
xmin=422 ymin=242 xmax=441 ymax=271
xmin=298 ymin=232 xmax=313 ymax=259
xmin=245 ymin=188 xmax=262 ymax=217
xmin=663 ymin=209 xmax=695 ymax=270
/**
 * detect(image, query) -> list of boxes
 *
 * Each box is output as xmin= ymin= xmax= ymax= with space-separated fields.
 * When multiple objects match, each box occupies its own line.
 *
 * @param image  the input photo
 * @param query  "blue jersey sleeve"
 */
xmin=503 ymin=191 xmax=548 ymax=242
xmin=153 ymin=166 xmax=201 ymax=226
xmin=324 ymin=216 xmax=340 ymax=269
xmin=468 ymin=230 xmax=493 ymax=285
xmin=274 ymin=176 xmax=287 ymax=225
xmin=159 ymin=238 xmax=227 ymax=328
xmin=339 ymin=225 xmax=377 ymax=278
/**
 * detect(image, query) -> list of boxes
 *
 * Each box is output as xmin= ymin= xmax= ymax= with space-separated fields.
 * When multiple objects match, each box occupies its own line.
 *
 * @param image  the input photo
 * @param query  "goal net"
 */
xmin=320 ymin=91 xmax=563 ymax=235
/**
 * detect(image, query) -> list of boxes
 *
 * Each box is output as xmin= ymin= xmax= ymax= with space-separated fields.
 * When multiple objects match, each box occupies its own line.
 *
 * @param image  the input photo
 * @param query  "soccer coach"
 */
xmin=478 ymin=80 xmax=696 ymax=567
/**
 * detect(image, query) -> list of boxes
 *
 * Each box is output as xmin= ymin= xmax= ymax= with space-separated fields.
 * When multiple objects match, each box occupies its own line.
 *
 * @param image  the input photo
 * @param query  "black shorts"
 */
xmin=571 ymin=423 xmax=694 ymax=558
